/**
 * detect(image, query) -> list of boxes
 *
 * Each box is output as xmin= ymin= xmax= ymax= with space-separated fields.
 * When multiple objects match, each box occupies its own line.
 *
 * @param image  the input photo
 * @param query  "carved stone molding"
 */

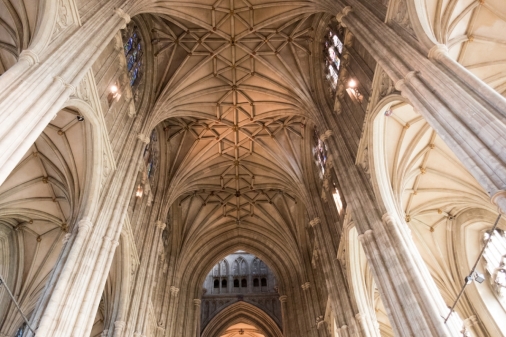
xmin=309 ymin=217 xmax=321 ymax=227
xmin=137 ymin=133 xmax=151 ymax=144
xmin=301 ymin=282 xmax=311 ymax=290
xmin=170 ymin=286 xmax=180 ymax=296
xmin=279 ymin=295 xmax=288 ymax=303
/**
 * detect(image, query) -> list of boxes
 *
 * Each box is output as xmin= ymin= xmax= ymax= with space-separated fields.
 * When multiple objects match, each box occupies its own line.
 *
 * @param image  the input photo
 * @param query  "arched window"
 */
xmin=313 ymin=128 xmax=327 ymax=176
xmin=221 ymin=279 xmax=227 ymax=288
xmin=234 ymin=279 xmax=240 ymax=288
xmin=221 ymin=260 xmax=228 ymax=275
xmin=259 ymin=261 xmax=267 ymax=274
xmin=483 ymin=229 xmax=506 ymax=301
xmin=240 ymin=259 xmax=248 ymax=275
xmin=233 ymin=260 xmax=240 ymax=275
xmin=15 ymin=324 xmax=26 ymax=337
xmin=142 ymin=129 xmax=158 ymax=184
xmin=122 ymin=25 xmax=143 ymax=88
xmin=214 ymin=279 xmax=219 ymax=288
xmin=241 ymin=279 xmax=247 ymax=288
xmin=252 ymin=258 xmax=259 ymax=274
xmin=253 ymin=278 xmax=259 ymax=287
xmin=261 ymin=278 xmax=267 ymax=287
xmin=324 ymin=24 xmax=344 ymax=94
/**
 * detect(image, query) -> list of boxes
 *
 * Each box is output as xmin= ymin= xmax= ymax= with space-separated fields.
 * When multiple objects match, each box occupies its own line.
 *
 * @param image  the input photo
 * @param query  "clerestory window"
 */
xmin=483 ymin=229 xmax=506 ymax=302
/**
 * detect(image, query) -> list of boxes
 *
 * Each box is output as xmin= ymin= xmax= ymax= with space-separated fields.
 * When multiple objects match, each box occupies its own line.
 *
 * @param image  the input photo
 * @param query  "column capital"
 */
xmin=170 ymin=286 xmax=180 ymax=296
xmin=463 ymin=315 xmax=478 ymax=328
xmin=19 ymin=49 xmax=39 ymax=65
xmin=156 ymin=221 xmax=166 ymax=230
xmin=78 ymin=218 xmax=92 ymax=232
xmin=279 ymin=295 xmax=288 ymax=303
xmin=491 ymin=190 xmax=506 ymax=214
xmin=194 ymin=299 xmax=201 ymax=306
xmin=309 ymin=217 xmax=321 ymax=227
xmin=137 ymin=133 xmax=150 ymax=144
xmin=115 ymin=8 xmax=131 ymax=25
xmin=336 ymin=6 xmax=353 ymax=24
xmin=114 ymin=321 xmax=126 ymax=329
xmin=301 ymin=282 xmax=310 ymax=290
xmin=428 ymin=44 xmax=449 ymax=60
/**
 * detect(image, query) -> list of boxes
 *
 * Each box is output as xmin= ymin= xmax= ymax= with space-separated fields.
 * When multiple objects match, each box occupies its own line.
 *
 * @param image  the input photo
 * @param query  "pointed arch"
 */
xmin=201 ymin=301 xmax=284 ymax=337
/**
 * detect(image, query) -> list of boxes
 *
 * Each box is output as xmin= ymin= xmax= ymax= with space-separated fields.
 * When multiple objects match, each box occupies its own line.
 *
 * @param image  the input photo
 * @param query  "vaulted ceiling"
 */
xmin=139 ymin=1 xmax=327 ymax=252
xmin=0 ymin=0 xmax=39 ymax=74
xmin=0 ymin=108 xmax=87 ymax=333
xmin=416 ymin=0 xmax=506 ymax=96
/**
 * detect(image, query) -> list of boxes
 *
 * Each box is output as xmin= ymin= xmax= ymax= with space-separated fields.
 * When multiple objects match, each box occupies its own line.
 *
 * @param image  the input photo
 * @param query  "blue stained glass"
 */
xmin=124 ymin=38 xmax=133 ymax=56
xmin=123 ymin=27 xmax=143 ymax=87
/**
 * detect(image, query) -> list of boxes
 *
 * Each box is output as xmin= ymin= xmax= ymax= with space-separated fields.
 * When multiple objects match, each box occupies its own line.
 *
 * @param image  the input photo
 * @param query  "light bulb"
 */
xmin=110 ymin=85 xmax=118 ymax=93
xmin=348 ymin=79 xmax=356 ymax=88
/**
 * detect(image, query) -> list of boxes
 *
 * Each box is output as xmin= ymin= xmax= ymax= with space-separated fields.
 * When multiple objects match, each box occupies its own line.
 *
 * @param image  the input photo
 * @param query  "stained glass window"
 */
xmin=313 ymin=128 xmax=327 ymax=176
xmin=324 ymin=24 xmax=344 ymax=94
xmin=122 ymin=26 xmax=143 ymax=88
xmin=143 ymin=130 xmax=158 ymax=183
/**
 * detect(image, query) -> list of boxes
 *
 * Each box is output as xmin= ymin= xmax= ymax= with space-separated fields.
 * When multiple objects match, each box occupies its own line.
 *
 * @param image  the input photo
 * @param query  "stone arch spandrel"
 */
xmin=201 ymin=301 xmax=284 ymax=337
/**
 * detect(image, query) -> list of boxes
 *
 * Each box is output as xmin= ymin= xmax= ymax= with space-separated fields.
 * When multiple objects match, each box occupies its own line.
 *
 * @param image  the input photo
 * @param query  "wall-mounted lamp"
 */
xmin=108 ymin=83 xmax=121 ymax=106
xmin=347 ymin=79 xmax=363 ymax=102
xmin=135 ymin=184 xmax=144 ymax=198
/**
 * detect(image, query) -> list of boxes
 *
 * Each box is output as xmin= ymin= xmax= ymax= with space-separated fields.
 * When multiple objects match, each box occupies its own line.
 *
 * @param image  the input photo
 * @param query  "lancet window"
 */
xmin=122 ymin=25 xmax=143 ymax=88
xmin=483 ymin=229 xmax=506 ymax=302
xmin=313 ymin=128 xmax=328 ymax=176
xmin=142 ymin=129 xmax=158 ymax=183
xmin=324 ymin=24 xmax=344 ymax=93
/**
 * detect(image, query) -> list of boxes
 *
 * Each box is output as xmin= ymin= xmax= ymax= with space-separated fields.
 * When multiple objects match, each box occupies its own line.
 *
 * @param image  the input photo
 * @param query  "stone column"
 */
xmin=113 ymin=321 xmax=125 ymax=337
xmin=279 ymin=295 xmax=288 ymax=336
xmin=193 ymin=299 xmax=201 ymax=337
xmin=309 ymin=218 xmax=362 ymax=337
xmin=130 ymin=220 xmax=166 ymax=336
xmin=0 ymin=0 xmax=130 ymax=187
xmin=165 ymin=286 xmax=179 ymax=337
xmin=336 ymin=3 xmax=506 ymax=214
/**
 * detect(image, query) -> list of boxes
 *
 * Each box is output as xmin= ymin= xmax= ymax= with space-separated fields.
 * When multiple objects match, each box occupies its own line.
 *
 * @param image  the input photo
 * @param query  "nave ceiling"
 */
xmin=133 ymin=0 xmax=334 ymax=263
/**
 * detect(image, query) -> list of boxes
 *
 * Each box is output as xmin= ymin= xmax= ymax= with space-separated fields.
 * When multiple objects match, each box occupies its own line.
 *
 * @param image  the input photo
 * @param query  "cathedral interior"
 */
xmin=0 ymin=0 xmax=506 ymax=336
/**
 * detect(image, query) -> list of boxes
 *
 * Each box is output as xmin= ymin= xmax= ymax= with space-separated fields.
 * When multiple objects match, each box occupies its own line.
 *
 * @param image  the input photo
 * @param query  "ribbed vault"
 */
xmin=0 ymin=108 xmax=88 ymax=334
xmin=413 ymin=0 xmax=506 ymax=96
xmin=0 ymin=0 xmax=40 ymax=73
xmin=372 ymin=98 xmax=493 ymax=305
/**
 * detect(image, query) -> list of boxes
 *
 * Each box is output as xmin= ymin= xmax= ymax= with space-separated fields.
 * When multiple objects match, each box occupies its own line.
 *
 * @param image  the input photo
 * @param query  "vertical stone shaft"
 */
xmin=309 ymin=218 xmax=361 ymax=337
xmin=337 ymin=3 xmax=506 ymax=212
xmin=279 ymin=295 xmax=288 ymax=336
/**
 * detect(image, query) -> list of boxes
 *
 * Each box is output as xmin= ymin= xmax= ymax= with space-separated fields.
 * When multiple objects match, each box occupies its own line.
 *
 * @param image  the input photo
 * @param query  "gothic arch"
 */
xmin=0 ymin=100 xmax=105 ymax=336
xmin=201 ymin=301 xmax=284 ymax=337
xmin=410 ymin=0 xmax=506 ymax=96
xmin=367 ymin=95 xmax=501 ymax=335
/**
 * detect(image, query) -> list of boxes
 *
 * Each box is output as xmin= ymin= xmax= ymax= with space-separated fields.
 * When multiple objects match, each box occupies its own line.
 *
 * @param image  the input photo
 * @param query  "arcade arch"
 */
xmin=369 ymin=97 xmax=506 ymax=336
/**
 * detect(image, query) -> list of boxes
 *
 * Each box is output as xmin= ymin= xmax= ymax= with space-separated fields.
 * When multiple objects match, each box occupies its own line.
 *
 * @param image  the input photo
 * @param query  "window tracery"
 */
xmin=313 ymin=128 xmax=328 ymax=176
xmin=324 ymin=24 xmax=344 ymax=95
xmin=122 ymin=25 xmax=143 ymax=88
xmin=142 ymin=129 xmax=158 ymax=185
xmin=483 ymin=229 xmax=506 ymax=302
